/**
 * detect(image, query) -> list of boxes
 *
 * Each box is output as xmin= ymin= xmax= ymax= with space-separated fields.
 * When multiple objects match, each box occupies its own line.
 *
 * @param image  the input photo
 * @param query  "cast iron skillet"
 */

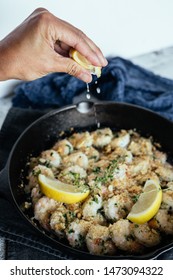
xmin=7 ymin=102 xmax=173 ymax=259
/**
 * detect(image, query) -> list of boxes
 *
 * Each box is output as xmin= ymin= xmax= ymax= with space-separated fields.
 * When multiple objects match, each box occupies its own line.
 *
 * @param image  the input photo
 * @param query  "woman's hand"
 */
xmin=0 ymin=8 xmax=107 ymax=82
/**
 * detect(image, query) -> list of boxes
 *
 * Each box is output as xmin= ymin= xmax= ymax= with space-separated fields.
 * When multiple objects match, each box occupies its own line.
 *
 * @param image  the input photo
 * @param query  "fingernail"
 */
xmin=95 ymin=55 xmax=108 ymax=66
xmin=78 ymin=72 xmax=92 ymax=83
xmin=103 ymin=57 xmax=108 ymax=65
xmin=100 ymin=56 xmax=108 ymax=66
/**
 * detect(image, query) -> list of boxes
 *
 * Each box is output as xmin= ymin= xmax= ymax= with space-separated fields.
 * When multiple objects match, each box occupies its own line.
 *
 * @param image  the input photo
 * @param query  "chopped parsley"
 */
xmin=125 ymin=234 xmax=135 ymax=241
xmin=89 ymin=155 xmax=98 ymax=160
xmin=92 ymin=196 xmax=99 ymax=204
xmin=68 ymin=171 xmax=89 ymax=192
xmin=68 ymin=228 xmax=75 ymax=234
xmin=93 ymin=166 xmax=101 ymax=174
xmin=132 ymin=195 xmax=139 ymax=203
xmin=93 ymin=155 xmax=127 ymax=186
xmin=32 ymin=169 xmax=41 ymax=176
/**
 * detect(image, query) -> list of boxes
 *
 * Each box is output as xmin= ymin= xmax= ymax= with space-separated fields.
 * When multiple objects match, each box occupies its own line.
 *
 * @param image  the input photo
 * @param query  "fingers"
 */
xmin=72 ymin=30 xmax=107 ymax=66
xmin=52 ymin=16 xmax=107 ymax=67
xmin=54 ymin=40 xmax=70 ymax=57
xmin=13 ymin=8 xmax=107 ymax=82
xmin=52 ymin=56 xmax=92 ymax=83
xmin=27 ymin=9 xmax=107 ymax=69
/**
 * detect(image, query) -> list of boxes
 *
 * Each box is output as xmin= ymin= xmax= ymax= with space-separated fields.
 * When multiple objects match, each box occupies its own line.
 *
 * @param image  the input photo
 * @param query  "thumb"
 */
xmin=53 ymin=56 xmax=92 ymax=83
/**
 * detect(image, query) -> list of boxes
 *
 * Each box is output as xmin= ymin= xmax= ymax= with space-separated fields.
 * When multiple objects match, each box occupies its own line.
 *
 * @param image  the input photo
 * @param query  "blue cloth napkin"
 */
xmin=12 ymin=57 xmax=173 ymax=120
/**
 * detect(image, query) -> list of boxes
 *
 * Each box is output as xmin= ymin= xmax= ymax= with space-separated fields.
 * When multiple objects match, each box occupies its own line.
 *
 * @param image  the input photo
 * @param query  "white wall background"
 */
xmin=0 ymin=0 xmax=173 ymax=96
xmin=1 ymin=0 xmax=173 ymax=58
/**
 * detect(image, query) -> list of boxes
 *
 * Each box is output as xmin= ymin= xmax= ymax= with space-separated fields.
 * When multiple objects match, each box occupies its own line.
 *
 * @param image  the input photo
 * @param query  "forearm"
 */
xmin=0 ymin=39 xmax=19 ymax=81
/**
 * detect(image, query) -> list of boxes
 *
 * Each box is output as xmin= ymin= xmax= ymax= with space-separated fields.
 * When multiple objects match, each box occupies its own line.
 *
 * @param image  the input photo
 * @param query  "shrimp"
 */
xmin=128 ymin=141 xmax=141 ymax=155
xmin=86 ymin=225 xmax=116 ymax=255
xmin=111 ymin=132 xmax=130 ymax=149
xmin=87 ymin=160 xmax=108 ymax=189
xmin=66 ymin=219 xmax=91 ymax=248
xmin=128 ymin=138 xmax=153 ymax=156
xmin=155 ymin=164 xmax=173 ymax=182
xmin=129 ymin=156 xmax=150 ymax=176
xmin=103 ymin=193 xmax=133 ymax=221
xmin=88 ymin=162 xmax=128 ymax=194
xmin=167 ymin=182 xmax=173 ymax=190
xmin=50 ymin=205 xmax=67 ymax=238
xmin=127 ymin=185 xmax=143 ymax=201
xmin=91 ymin=128 xmax=113 ymax=147
xmin=82 ymin=195 xmax=103 ymax=221
xmin=31 ymin=186 xmax=42 ymax=205
xmin=110 ymin=148 xmax=133 ymax=164
xmin=162 ymin=187 xmax=173 ymax=210
xmin=153 ymin=150 xmax=167 ymax=164
xmin=133 ymin=223 xmax=161 ymax=247
xmin=53 ymin=139 xmax=73 ymax=156
xmin=90 ymin=159 xmax=110 ymax=172
xmin=59 ymin=165 xmax=87 ymax=184
xmin=149 ymin=187 xmax=173 ymax=234
xmin=27 ymin=164 xmax=54 ymax=190
xmin=34 ymin=196 xmax=58 ymax=230
xmin=151 ymin=209 xmax=173 ymax=235
xmin=39 ymin=149 xmax=61 ymax=168
xmin=64 ymin=202 xmax=83 ymax=221
xmin=89 ymin=161 xmax=127 ymax=184
xmin=69 ymin=131 xmax=93 ymax=149
xmin=110 ymin=219 xmax=143 ymax=253
xmin=112 ymin=163 xmax=127 ymax=181
xmin=124 ymin=150 xmax=133 ymax=163
xmin=63 ymin=152 xmax=88 ymax=169
xmin=81 ymin=146 xmax=100 ymax=163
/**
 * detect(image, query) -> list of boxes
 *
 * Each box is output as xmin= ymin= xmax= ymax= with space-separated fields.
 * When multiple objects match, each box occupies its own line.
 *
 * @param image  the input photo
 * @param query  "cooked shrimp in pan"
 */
xmin=66 ymin=219 xmax=91 ymax=248
xmin=109 ymin=219 xmax=143 ymax=253
xmin=111 ymin=131 xmax=130 ymax=149
xmin=69 ymin=131 xmax=93 ymax=149
xmin=50 ymin=205 xmax=68 ymax=238
xmin=86 ymin=224 xmax=116 ymax=255
xmin=34 ymin=196 xmax=58 ymax=230
xmin=91 ymin=128 xmax=113 ymax=147
xmin=82 ymin=195 xmax=103 ymax=220
xmin=155 ymin=164 xmax=173 ymax=182
xmin=59 ymin=165 xmax=87 ymax=183
xmin=63 ymin=151 xmax=88 ymax=169
xmin=103 ymin=193 xmax=133 ymax=221
xmin=133 ymin=223 xmax=161 ymax=247
xmin=150 ymin=209 xmax=173 ymax=235
xmin=39 ymin=149 xmax=61 ymax=168
xmin=24 ymin=127 xmax=173 ymax=256
xmin=27 ymin=164 xmax=54 ymax=191
xmin=53 ymin=139 xmax=73 ymax=156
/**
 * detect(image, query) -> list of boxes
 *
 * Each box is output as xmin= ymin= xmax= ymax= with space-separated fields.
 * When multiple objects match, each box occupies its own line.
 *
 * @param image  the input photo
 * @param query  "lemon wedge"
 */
xmin=38 ymin=174 xmax=89 ymax=204
xmin=70 ymin=48 xmax=102 ymax=78
xmin=127 ymin=179 xmax=162 ymax=224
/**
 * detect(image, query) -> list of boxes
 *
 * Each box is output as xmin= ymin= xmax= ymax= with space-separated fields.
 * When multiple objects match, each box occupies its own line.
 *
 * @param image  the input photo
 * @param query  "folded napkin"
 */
xmin=1 ymin=57 xmax=173 ymax=260
xmin=13 ymin=57 xmax=173 ymax=121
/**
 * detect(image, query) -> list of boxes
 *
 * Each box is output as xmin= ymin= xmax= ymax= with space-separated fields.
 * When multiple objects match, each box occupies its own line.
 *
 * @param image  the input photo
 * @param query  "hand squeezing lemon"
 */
xmin=70 ymin=48 xmax=102 ymax=78
xmin=38 ymin=174 xmax=89 ymax=204
xmin=127 ymin=179 xmax=162 ymax=224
